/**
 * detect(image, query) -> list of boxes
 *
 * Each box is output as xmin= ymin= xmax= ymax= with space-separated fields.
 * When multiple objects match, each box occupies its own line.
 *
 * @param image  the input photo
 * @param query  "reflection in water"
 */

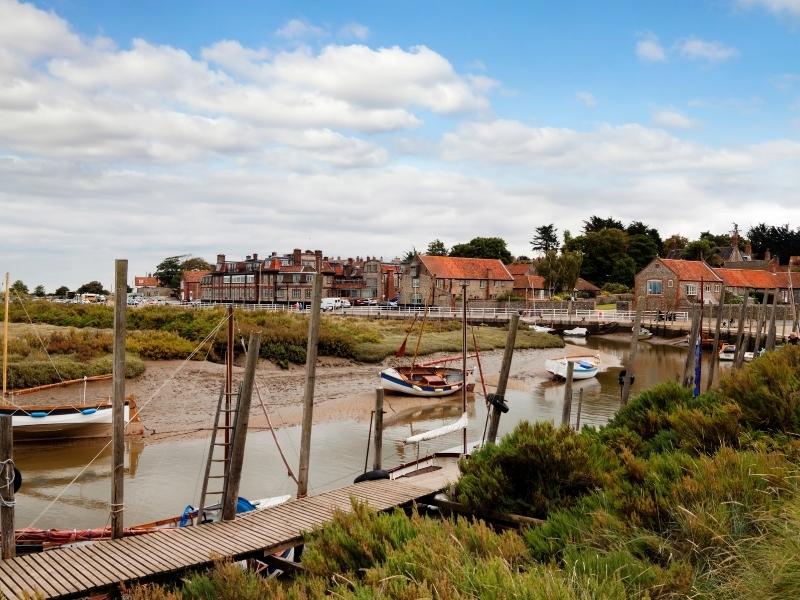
xmin=13 ymin=336 xmax=709 ymax=529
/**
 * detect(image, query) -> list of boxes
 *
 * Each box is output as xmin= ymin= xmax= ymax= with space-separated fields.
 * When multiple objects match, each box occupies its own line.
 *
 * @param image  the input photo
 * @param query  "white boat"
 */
xmin=380 ymin=365 xmax=471 ymax=397
xmin=0 ymin=400 xmax=140 ymax=441
xmin=545 ymin=355 xmax=600 ymax=380
xmin=635 ymin=327 xmax=653 ymax=340
xmin=562 ymin=327 xmax=588 ymax=337
xmin=531 ymin=324 xmax=555 ymax=333
xmin=719 ymin=345 xmax=735 ymax=361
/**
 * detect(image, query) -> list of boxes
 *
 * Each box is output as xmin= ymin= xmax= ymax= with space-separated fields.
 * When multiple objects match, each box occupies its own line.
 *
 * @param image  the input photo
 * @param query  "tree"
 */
xmin=426 ymin=239 xmax=448 ymax=256
xmin=10 ymin=280 xmax=28 ymax=295
xmin=537 ymin=250 xmax=583 ymax=294
xmin=449 ymin=237 xmax=514 ymax=263
xmin=681 ymin=239 xmax=714 ymax=262
xmin=747 ymin=223 xmax=800 ymax=264
xmin=181 ymin=257 xmax=212 ymax=272
xmin=154 ymin=255 xmax=186 ymax=289
xmin=402 ymin=247 xmax=418 ymax=263
xmin=627 ymin=234 xmax=659 ymax=271
xmin=33 ymin=285 xmax=45 ymax=297
xmin=55 ymin=286 xmax=70 ymax=297
xmin=530 ymin=224 xmax=559 ymax=255
xmin=626 ymin=221 xmax=663 ymax=255
xmin=662 ymin=234 xmax=688 ymax=257
xmin=76 ymin=281 xmax=109 ymax=295
xmin=569 ymin=228 xmax=633 ymax=287
xmin=583 ymin=216 xmax=624 ymax=234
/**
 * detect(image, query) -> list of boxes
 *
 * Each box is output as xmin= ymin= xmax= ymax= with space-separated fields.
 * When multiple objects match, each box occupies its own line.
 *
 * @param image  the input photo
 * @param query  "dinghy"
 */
xmin=545 ymin=355 xmax=600 ymax=380
xmin=562 ymin=327 xmax=588 ymax=337
xmin=380 ymin=365 xmax=472 ymax=397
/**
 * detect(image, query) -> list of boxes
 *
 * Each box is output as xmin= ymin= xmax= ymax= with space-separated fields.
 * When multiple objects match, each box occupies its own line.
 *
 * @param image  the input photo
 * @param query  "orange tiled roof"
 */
xmin=419 ymin=255 xmax=513 ymax=281
xmin=513 ymin=274 xmax=546 ymax=289
xmin=773 ymin=270 xmax=800 ymax=289
xmin=507 ymin=263 xmax=534 ymax=276
xmin=135 ymin=276 xmax=159 ymax=287
xmin=660 ymin=259 xmax=721 ymax=282
xmin=181 ymin=270 xmax=210 ymax=284
xmin=714 ymin=268 xmax=778 ymax=289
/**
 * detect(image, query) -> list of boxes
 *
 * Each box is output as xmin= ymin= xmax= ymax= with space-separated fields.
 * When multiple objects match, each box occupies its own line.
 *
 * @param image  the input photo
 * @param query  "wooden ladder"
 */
xmin=197 ymin=382 xmax=242 ymax=523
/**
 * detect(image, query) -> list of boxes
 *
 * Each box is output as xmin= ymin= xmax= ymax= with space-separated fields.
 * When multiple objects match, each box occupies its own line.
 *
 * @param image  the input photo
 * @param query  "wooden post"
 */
xmin=372 ymin=389 xmax=384 ymax=471
xmin=111 ymin=259 xmax=127 ymax=539
xmin=734 ymin=292 xmax=750 ymax=368
xmin=561 ymin=361 xmax=574 ymax=427
xmin=222 ymin=331 xmax=261 ymax=521
xmin=2 ymin=272 xmax=9 ymax=400
xmin=0 ymin=416 xmax=14 ymax=559
xmin=766 ymin=289 xmax=779 ymax=351
xmin=297 ymin=274 xmax=323 ymax=498
xmin=485 ymin=313 xmax=519 ymax=445
xmin=575 ymin=388 xmax=583 ymax=431
xmin=225 ymin=305 xmax=233 ymax=463
xmin=621 ymin=297 xmax=643 ymax=405
xmin=461 ymin=282 xmax=468 ymax=455
xmin=682 ymin=306 xmax=701 ymax=388
xmin=753 ymin=289 xmax=769 ymax=354
xmin=707 ymin=288 xmax=725 ymax=391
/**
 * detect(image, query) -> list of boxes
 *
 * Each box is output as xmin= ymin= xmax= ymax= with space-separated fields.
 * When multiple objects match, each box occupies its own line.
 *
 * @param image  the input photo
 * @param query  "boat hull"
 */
xmin=1 ymin=403 xmax=134 ymax=441
xmin=380 ymin=367 xmax=464 ymax=397
xmin=562 ymin=327 xmax=588 ymax=337
xmin=545 ymin=357 xmax=599 ymax=380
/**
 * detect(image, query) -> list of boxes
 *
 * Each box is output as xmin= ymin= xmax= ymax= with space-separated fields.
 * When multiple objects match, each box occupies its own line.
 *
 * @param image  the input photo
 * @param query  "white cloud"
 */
xmin=676 ymin=37 xmax=738 ymax=63
xmin=652 ymin=108 xmax=700 ymax=129
xmin=737 ymin=0 xmax=800 ymax=18
xmin=576 ymin=91 xmax=597 ymax=108
xmin=635 ymin=32 xmax=667 ymax=62
xmin=338 ymin=22 xmax=370 ymax=40
xmin=276 ymin=18 xmax=327 ymax=40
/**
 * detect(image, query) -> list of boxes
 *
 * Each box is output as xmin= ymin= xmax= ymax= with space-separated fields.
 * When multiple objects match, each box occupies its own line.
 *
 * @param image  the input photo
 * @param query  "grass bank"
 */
xmin=131 ymin=345 xmax=800 ymax=599
xmin=1 ymin=302 xmax=561 ymax=388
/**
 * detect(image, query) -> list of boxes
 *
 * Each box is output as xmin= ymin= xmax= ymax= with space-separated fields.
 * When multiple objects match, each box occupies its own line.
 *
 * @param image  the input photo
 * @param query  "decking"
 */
xmin=0 ymin=479 xmax=436 ymax=599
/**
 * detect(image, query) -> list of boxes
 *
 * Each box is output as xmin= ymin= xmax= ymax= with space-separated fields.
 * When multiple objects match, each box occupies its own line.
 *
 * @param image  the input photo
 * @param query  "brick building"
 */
xmin=180 ymin=270 xmax=210 ymax=302
xmin=399 ymin=255 xmax=513 ymax=307
xmin=507 ymin=263 xmax=549 ymax=301
xmin=133 ymin=275 xmax=173 ymax=298
xmin=634 ymin=258 xmax=722 ymax=311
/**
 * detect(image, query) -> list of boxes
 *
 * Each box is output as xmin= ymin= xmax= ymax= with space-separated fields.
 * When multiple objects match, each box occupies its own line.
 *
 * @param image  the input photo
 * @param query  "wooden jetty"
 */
xmin=0 ymin=479 xmax=438 ymax=599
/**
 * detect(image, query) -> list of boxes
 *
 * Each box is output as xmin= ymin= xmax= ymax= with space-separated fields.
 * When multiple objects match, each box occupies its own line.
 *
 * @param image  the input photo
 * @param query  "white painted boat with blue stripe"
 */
xmin=380 ymin=366 xmax=470 ymax=397
xmin=0 ymin=400 xmax=139 ymax=440
xmin=545 ymin=355 xmax=600 ymax=380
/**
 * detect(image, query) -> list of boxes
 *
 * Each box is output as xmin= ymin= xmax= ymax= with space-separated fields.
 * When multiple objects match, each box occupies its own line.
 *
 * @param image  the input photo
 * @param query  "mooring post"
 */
xmin=2 ymin=273 xmax=8 ymax=400
xmin=707 ymin=287 xmax=725 ymax=391
xmin=561 ymin=361 xmax=574 ymax=427
xmin=621 ymin=296 xmax=643 ymax=405
xmin=0 ymin=416 xmax=14 ymax=559
xmin=766 ymin=288 xmax=779 ymax=351
xmin=485 ymin=313 xmax=519 ymax=445
xmin=222 ymin=331 xmax=261 ymax=521
xmin=111 ymin=259 xmax=127 ymax=539
xmin=682 ymin=306 xmax=701 ymax=388
xmin=372 ymin=389 xmax=384 ymax=471
xmin=225 ymin=305 xmax=234 ymax=464
xmin=734 ymin=293 xmax=750 ymax=367
xmin=753 ymin=289 xmax=769 ymax=354
xmin=297 ymin=273 xmax=323 ymax=498
xmin=575 ymin=388 xmax=583 ymax=431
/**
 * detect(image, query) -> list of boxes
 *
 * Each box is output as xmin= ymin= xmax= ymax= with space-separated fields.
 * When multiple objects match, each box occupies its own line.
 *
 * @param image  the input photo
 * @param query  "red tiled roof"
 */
xmin=773 ymin=270 xmax=800 ymax=289
xmin=660 ymin=259 xmax=721 ymax=282
xmin=135 ymin=276 xmax=159 ymax=287
xmin=575 ymin=278 xmax=600 ymax=292
xmin=181 ymin=270 xmax=210 ymax=284
xmin=507 ymin=263 xmax=534 ymax=276
xmin=418 ymin=255 xmax=513 ymax=281
xmin=714 ymin=268 xmax=778 ymax=289
xmin=513 ymin=274 xmax=546 ymax=289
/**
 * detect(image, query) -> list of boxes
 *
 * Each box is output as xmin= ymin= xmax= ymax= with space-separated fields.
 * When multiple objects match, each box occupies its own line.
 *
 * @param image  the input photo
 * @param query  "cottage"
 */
xmin=634 ymin=258 xmax=722 ymax=311
xmin=713 ymin=268 xmax=779 ymax=299
xmin=399 ymin=255 xmax=513 ymax=307
xmin=180 ymin=269 xmax=210 ymax=302
xmin=508 ymin=263 xmax=549 ymax=301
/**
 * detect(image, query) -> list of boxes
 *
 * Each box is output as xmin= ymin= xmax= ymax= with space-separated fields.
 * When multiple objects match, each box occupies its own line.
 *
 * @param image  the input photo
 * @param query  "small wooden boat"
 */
xmin=0 ymin=398 xmax=142 ymax=441
xmin=380 ymin=365 xmax=472 ymax=397
xmin=562 ymin=327 xmax=588 ymax=337
xmin=545 ymin=355 xmax=600 ymax=380
xmin=719 ymin=345 xmax=736 ymax=361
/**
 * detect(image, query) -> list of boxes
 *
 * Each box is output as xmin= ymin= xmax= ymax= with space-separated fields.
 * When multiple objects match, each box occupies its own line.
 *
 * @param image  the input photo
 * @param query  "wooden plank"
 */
xmin=42 ymin=548 xmax=106 ymax=594
xmin=0 ymin=556 xmax=48 ymax=598
xmin=0 ymin=571 xmax=19 ymax=600
xmin=16 ymin=553 xmax=70 ymax=597
xmin=78 ymin=543 xmax=147 ymax=582
xmin=0 ymin=559 xmax=34 ymax=599
xmin=127 ymin=531 xmax=203 ymax=567
xmin=88 ymin=538 xmax=160 ymax=577
xmin=174 ymin=525 xmax=246 ymax=557
xmin=110 ymin=536 xmax=181 ymax=573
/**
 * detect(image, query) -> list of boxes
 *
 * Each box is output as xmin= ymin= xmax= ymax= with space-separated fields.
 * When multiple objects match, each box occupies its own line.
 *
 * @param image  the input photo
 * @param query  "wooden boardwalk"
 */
xmin=0 ymin=479 xmax=435 ymax=599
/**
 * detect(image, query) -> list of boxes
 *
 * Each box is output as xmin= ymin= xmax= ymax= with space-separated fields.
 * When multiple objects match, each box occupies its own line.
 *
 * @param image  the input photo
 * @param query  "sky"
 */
xmin=1 ymin=0 xmax=800 ymax=290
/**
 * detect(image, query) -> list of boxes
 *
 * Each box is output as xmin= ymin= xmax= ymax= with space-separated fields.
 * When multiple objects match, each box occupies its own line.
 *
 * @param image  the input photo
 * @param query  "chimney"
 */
xmin=253 ymin=253 xmax=258 ymax=261
xmin=216 ymin=254 xmax=225 ymax=272
xmin=293 ymin=248 xmax=301 ymax=266
xmin=246 ymin=255 xmax=251 ymax=261
xmin=745 ymin=243 xmax=752 ymax=257
xmin=315 ymin=250 xmax=322 ymax=272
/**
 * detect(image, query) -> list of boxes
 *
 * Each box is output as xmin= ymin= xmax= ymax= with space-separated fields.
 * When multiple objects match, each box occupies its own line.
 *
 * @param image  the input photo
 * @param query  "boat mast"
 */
xmin=461 ymin=281 xmax=467 ymax=455
xmin=3 ymin=272 xmax=8 ymax=400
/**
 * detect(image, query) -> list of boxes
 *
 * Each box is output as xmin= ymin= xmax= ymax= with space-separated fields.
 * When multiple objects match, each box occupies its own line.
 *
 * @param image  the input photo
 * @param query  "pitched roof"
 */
xmin=513 ymin=274 xmax=546 ymax=290
xmin=507 ymin=263 xmax=534 ymax=276
xmin=714 ymin=268 xmax=778 ymax=289
xmin=418 ymin=255 xmax=513 ymax=281
xmin=181 ymin=270 xmax=210 ymax=284
xmin=660 ymin=259 xmax=721 ymax=282
xmin=135 ymin=276 xmax=159 ymax=287
xmin=773 ymin=270 xmax=800 ymax=290
xmin=575 ymin=278 xmax=600 ymax=292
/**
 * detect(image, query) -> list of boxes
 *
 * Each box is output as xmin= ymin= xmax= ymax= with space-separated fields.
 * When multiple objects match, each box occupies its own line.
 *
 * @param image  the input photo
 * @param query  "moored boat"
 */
xmin=718 ymin=344 xmax=736 ymax=361
xmin=380 ymin=365 xmax=472 ymax=397
xmin=635 ymin=327 xmax=653 ymax=340
xmin=545 ymin=355 xmax=600 ymax=380
xmin=562 ymin=327 xmax=588 ymax=337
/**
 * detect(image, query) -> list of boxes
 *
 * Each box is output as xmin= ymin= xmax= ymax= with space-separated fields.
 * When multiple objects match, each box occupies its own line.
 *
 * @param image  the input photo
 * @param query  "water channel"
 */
xmin=13 ymin=335 xmax=723 ymax=530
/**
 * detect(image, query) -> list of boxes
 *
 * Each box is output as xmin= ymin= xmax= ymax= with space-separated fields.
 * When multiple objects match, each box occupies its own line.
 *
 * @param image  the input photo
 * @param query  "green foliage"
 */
xmin=425 ymin=238 xmax=448 ymax=256
xmin=537 ymin=250 xmax=582 ymax=293
xmin=748 ymin=222 xmax=800 ymax=265
xmin=7 ymin=354 xmax=144 ymax=388
xmin=566 ymin=228 xmax=633 ymax=287
xmin=601 ymin=282 xmax=629 ymax=294
xmin=76 ymin=280 xmax=108 ymax=295
xmin=449 ymin=236 xmax=514 ymax=263
xmin=583 ymin=216 xmax=624 ymax=233
xmin=54 ymin=285 xmax=70 ymax=297
xmin=10 ymin=279 xmax=28 ymax=295
xmin=531 ymin=223 xmax=559 ymax=254
xmin=454 ymin=421 xmax=616 ymax=518
xmin=127 ymin=330 xmax=199 ymax=360
xmin=33 ymin=285 xmax=45 ymax=297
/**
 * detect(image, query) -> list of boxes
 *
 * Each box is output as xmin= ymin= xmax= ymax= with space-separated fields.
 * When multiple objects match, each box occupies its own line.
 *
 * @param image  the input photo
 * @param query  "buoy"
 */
xmin=30 ymin=411 xmax=47 ymax=418
xmin=81 ymin=408 xmax=97 ymax=415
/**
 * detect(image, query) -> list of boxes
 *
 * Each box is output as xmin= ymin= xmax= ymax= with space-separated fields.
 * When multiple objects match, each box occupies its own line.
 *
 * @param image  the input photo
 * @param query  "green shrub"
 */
xmin=6 ymin=354 xmax=144 ymax=388
xmin=126 ymin=330 xmax=199 ymax=360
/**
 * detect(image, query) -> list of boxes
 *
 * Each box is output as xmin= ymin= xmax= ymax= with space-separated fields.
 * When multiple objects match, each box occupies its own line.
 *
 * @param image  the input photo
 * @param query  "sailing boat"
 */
xmin=1 ymin=273 xmax=141 ymax=440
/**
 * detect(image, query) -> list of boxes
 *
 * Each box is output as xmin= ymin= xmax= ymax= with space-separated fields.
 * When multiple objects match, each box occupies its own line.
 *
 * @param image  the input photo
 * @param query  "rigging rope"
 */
xmin=25 ymin=312 xmax=229 ymax=529
xmin=12 ymin=290 xmax=64 ymax=384
xmin=0 ymin=458 xmax=16 ymax=508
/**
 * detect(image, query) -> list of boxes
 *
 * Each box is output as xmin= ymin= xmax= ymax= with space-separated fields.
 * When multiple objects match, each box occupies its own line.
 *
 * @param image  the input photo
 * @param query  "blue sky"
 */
xmin=1 ymin=0 xmax=799 ymax=288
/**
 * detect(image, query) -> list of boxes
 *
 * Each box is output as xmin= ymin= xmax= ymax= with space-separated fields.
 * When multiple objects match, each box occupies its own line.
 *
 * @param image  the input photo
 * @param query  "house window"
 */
xmin=668 ymin=280 xmax=674 ymax=288
xmin=479 ymin=280 xmax=486 ymax=288
xmin=646 ymin=280 xmax=662 ymax=295
xmin=437 ymin=279 xmax=444 ymax=289
xmin=412 ymin=278 xmax=420 ymax=288
xmin=704 ymin=284 xmax=711 ymax=293
xmin=685 ymin=283 xmax=697 ymax=296
xmin=714 ymin=284 xmax=721 ymax=292
xmin=411 ymin=293 xmax=422 ymax=304
xmin=292 ymin=289 xmax=300 ymax=299
xmin=305 ymin=289 xmax=311 ymax=299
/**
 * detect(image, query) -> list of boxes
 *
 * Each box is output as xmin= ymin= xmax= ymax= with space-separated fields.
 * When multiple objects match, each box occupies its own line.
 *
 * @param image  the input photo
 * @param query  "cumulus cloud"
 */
xmin=576 ymin=91 xmax=597 ymax=108
xmin=339 ymin=22 xmax=370 ymax=40
xmin=676 ymin=37 xmax=738 ymax=63
xmin=636 ymin=32 xmax=667 ymax=62
xmin=276 ymin=18 xmax=327 ymax=40
xmin=736 ymin=0 xmax=800 ymax=18
xmin=652 ymin=108 xmax=700 ymax=129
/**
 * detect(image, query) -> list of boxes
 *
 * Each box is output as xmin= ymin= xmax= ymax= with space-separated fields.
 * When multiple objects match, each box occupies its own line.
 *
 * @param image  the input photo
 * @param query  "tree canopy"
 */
xmin=10 ymin=280 xmax=28 ymax=295
xmin=154 ymin=255 xmax=212 ymax=290
xmin=748 ymin=223 xmax=800 ymax=264
xmin=55 ymin=286 xmax=70 ymax=297
xmin=449 ymin=237 xmax=514 ymax=263
xmin=33 ymin=285 xmax=45 ymax=297
xmin=530 ymin=224 xmax=559 ymax=255
xmin=426 ymin=239 xmax=448 ymax=256
xmin=583 ymin=216 xmax=624 ymax=234
xmin=536 ymin=250 xmax=582 ymax=294
xmin=76 ymin=281 xmax=109 ymax=295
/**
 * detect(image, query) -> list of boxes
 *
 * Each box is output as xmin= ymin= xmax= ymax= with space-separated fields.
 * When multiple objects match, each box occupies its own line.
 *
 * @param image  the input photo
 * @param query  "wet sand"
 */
xmin=15 ymin=344 xmax=620 ymax=443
